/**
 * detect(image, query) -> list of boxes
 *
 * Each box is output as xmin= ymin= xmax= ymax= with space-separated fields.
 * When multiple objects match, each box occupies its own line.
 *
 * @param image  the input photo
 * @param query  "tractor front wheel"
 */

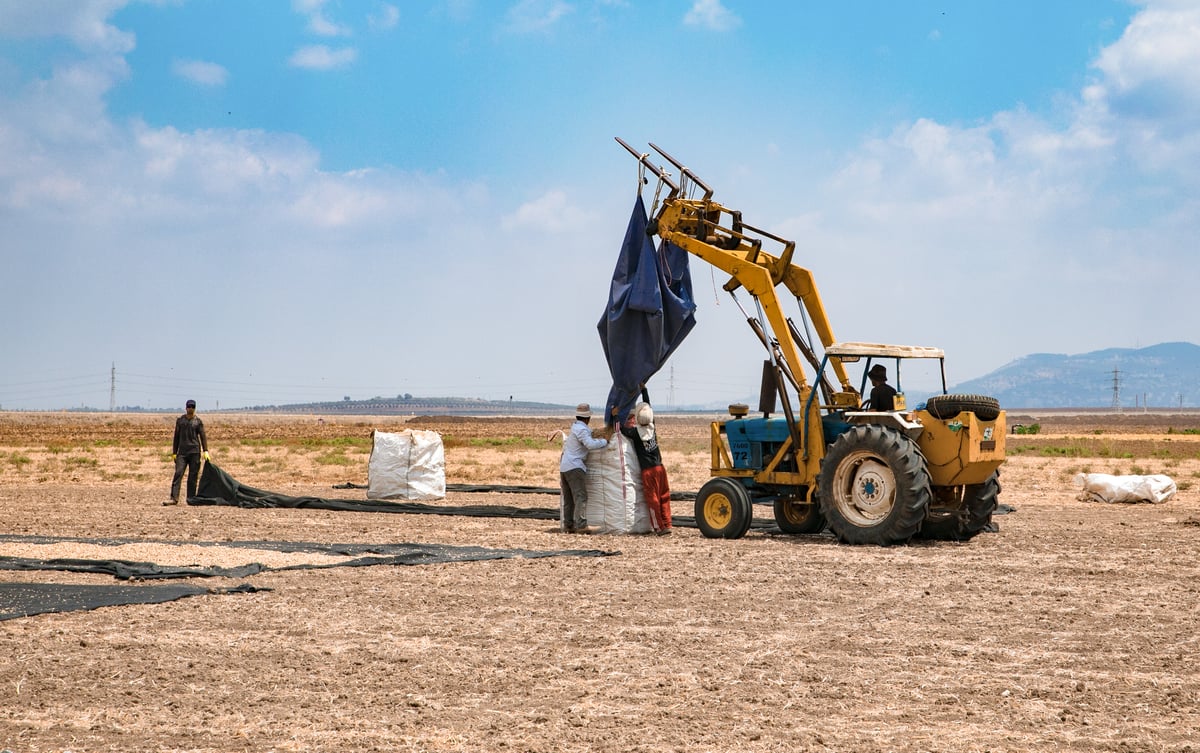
xmin=695 ymin=478 xmax=753 ymax=539
xmin=819 ymin=425 xmax=932 ymax=545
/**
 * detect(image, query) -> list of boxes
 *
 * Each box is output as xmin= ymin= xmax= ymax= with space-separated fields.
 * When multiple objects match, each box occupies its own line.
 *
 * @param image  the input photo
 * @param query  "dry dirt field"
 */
xmin=1 ymin=410 xmax=1198 ymax=753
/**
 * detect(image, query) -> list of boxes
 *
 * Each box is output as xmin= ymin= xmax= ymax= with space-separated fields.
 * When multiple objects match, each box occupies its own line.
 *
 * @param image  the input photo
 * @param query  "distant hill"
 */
xmin=950 ymin=342 xmax=1200 ymax=409
xmin=228 ymin=395 xmax=573 ymax=416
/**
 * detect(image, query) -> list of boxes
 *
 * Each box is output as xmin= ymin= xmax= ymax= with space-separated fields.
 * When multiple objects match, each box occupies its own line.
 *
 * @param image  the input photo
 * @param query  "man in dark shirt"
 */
xmin=167 ymin=399 xmax=210 ymax=505
xmin=619 ymin=402 xmax=672 ymax=535
xmin=866 ymin=364 xmax=897 ymax=411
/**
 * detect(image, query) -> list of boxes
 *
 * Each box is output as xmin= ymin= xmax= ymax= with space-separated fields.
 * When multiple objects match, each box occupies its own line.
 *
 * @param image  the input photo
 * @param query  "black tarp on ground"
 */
xmin=338 ymin=481 xmax=700 ymax=502
xmin=193 ymin=463 xmax=564 ymax=518
xmin=598 ymin=193 xmax=696 ymax=425
xmin=0 ymin=534 xmax=618 ymax=621
xmin=0 ymin=535 xmax=618 ymax=582
xmin=0 ymin=556 xmax=267 ymax=580
xmin=0 ymin=582 xmax=263 ymax=621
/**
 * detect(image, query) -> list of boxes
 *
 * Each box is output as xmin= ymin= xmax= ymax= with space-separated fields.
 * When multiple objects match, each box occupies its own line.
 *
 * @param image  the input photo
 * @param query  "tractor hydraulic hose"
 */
xmin=786 ymin=317 xmax=833 ymax=405
xmin=800 ymin=355 xmax=832 ymax=461
xmin=755 ymin=297 xmax=806 ymax=460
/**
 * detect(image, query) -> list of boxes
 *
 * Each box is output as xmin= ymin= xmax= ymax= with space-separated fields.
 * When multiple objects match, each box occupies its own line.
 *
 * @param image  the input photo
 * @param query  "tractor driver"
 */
xmin=865 ymin=364 xmax=897 ymax=412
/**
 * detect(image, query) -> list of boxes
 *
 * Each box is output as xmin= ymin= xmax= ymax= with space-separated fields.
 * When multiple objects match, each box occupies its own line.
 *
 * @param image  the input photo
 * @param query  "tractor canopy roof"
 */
xmin=824 ymin=342 xmax=945 ymax=361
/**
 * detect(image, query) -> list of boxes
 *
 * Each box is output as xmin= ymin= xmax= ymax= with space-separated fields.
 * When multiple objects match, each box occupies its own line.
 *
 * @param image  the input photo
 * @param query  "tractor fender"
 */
xmin=843 ymin=411 xmax=924 ymax=441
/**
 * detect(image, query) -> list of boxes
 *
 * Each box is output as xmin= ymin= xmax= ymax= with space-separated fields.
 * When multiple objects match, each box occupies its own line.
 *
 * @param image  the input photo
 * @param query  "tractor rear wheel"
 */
xmin=695 ymin=478 xmax=753 ymax=539
xmin=920 ymin=471 xmax=1001 ymax=541
xmin=818 ymin=425 xmax=932 ymax=545
xmin=773 ymin=493 xmax=826 ymax=534
xmin=962 ymin=471 xmax=1001 ymax=536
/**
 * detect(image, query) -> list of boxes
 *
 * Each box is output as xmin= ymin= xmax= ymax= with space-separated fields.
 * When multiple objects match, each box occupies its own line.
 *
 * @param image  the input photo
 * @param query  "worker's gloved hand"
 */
xmin=203 ymin=451 xmax=211 ymax=461
xmin=171 ymin=453 xmax=177 ymax=461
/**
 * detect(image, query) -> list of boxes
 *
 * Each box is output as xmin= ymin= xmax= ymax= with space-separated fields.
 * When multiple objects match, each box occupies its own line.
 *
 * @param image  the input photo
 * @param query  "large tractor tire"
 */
xmin=818 ymin=425 xmax=932 ymax=545
xmin=918 ymin=471 xmax=1001 ymax=541
xmin=962 ymin=471 xmax=1001 ymax=536
xmin=773 ymin=493 xmax=826 ymax=534
xmin=916 ymin=470 xmax=1003 ymax=541
xmin=695 ymin=477 xmax=753 ymax=539
xmin=925 ymin=394 xmax=1001 ymax=421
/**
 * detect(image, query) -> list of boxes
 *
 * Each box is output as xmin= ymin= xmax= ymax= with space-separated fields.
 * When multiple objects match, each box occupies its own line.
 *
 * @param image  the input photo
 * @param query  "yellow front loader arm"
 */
xmin=652 ymin=191 xmax=855 ymax=400
xmin=615 ymin=138 xmax=857 ymax=433
xmin=613 ymin=137 xmax=872 ymax=476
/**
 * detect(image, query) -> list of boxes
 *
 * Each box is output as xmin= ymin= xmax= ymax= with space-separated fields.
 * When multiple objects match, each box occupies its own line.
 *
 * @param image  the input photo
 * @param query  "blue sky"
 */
xmin=1 ymin=0 xmax=1196 ymax=411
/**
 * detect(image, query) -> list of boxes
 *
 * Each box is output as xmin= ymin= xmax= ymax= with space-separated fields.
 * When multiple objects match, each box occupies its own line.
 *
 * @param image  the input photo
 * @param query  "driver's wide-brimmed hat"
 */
xmin=867 ymin=364 xmax=887 ymax=380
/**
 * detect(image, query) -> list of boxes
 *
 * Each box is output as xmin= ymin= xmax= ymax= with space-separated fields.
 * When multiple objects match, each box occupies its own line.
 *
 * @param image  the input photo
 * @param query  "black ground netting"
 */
xmin=0 ymin=535 xmax=618 ymax=621
xmin=0 ymin=582 xmax=265 ymax=621
xmin=192 ymin=461 xmax=704 ymax=521
xmin=0 ymin=556 xmax=267 ymax=580
xmin=0 ymin=535 xmax=618 ymax=582
xmin=192 ymin=463 xmax=562 ymax=517
xmin=333 ymin=481 xmax=700 ymax=501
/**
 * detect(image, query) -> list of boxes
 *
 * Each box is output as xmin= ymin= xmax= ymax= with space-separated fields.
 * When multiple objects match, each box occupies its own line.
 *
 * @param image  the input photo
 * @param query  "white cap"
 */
xmin=636 ymin=402 xmax=653 ymax=426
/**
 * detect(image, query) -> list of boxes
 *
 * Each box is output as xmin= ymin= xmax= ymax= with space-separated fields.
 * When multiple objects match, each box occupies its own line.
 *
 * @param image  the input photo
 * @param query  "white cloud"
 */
xmin=171 ymin=59 xmax=228 ymax=87
xmin=1084 ymin=2 xmax=1200 ymax=174
xmin=289 ymin=45 xmax=358 ymax=70
xmin=503 ymin=0 xmax=573 ymax=34
xmin=0 ymin=0 xmax=135 ymax=53
xmin=133 ymin=124 xmax=320 ymax=201
xmin=683 ymin=0 xmax=741 ymax=32
xmin=293 ymin=0 xmax=353 ymax=36
xmin=368 ymin=3 xmax=401 ymax=31
xmin=435 ymin=0 xmax=475 ymax=23
xmin=501 ymin=190 xmax=595 ymax=233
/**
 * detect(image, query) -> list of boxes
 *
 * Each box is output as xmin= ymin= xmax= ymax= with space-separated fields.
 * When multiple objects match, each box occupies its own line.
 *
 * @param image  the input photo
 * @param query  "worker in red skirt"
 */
xmin=620 ymin=402 xmax=672 ymax=535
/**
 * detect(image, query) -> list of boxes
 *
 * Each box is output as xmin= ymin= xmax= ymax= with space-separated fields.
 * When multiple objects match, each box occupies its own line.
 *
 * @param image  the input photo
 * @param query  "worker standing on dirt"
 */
xmin=167 ymin=399 xmax=210 ymax=505
xmin=559 ymin=403 xmax=608 ymax=533
xmin=620 ymin=401 xmax=672 ymax=535
xmin=866 ymin=364 xmax=897 ymax=412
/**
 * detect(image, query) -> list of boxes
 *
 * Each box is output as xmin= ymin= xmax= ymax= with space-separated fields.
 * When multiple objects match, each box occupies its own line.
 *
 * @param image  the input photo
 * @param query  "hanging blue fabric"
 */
xmin=598 ymin=193 xmax=697 ymax=425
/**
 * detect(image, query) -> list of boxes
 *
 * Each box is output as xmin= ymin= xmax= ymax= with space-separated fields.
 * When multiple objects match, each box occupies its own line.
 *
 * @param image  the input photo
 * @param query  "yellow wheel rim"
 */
xmin=780 ymin=499 xmax=806 ymax=525
xmin=703 ymin=492 xmax=733 ymax=529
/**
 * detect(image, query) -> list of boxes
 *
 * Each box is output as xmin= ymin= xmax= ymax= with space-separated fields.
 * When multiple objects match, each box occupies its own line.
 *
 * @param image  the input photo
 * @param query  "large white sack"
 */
xmin=368 ymin=429 xmax=446 ymax=500
xmin=563 ymin=432 xmax=652 ymax=534
xmin=1074 ymin=473 xmax=1176 ymax=504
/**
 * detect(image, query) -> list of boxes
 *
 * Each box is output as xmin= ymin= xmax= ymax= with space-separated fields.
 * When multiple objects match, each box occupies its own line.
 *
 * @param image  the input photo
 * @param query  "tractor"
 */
xmin=616 ymin=139 xmax=1005 ymax=545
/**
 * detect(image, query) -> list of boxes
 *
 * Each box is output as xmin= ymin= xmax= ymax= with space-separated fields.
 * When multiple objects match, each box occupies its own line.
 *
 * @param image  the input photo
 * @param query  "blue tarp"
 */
xmin=598 ymin=193 xmax=697 ymax=425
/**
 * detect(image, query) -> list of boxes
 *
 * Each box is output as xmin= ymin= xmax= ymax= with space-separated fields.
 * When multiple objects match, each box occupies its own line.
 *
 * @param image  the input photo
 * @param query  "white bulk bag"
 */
xmin=1074 ymin=473 xmax=1176 ymax=504
xmin=368 ymin=429 xmax=446 ymax=500
xmin=575 ymin=432 xmax=652 ymax=534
